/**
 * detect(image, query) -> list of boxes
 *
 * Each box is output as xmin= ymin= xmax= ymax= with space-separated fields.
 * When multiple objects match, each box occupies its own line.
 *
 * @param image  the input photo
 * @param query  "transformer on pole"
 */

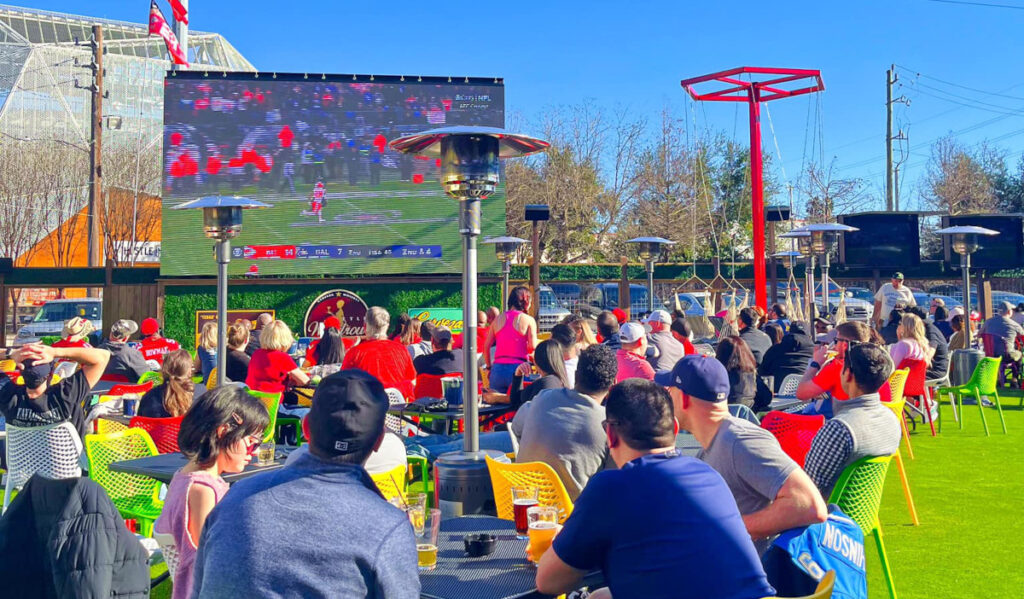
xmin=680 ymin=67 xmax=825 ymax=310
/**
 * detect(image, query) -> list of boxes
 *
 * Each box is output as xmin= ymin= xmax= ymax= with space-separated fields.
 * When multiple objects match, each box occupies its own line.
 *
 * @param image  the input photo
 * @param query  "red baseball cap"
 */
xmin=612 ymin=308 xmax=627 ymax=325
xmin=324 ymin=316 xmax=342 ymax=331
xmin=140 ymin=318 xmax=159 ymax=336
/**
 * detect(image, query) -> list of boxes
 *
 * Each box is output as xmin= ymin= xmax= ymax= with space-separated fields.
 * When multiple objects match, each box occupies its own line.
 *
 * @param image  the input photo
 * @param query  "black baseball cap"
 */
xmin=306 ymin=369 xmax=389 ymax=459
xmin=20 ymin=360 xmax=51 ymax=388
xmin=654 ymin=355 xmax=729 ymax=403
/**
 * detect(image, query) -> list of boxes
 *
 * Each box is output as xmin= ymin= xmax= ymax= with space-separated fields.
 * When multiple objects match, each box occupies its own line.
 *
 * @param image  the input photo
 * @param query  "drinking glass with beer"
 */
xmin=417 ymin=508 xmax=442 ymax=571
xmin=526 ymin=505 xmax=558 ymax=565
xmin=255 ymin=442 xmax=275 ymax=466
xmin=406 ymin=493 xmax=427 ymax=536
xmin=512 ymin=486 xmax=539 ymax=539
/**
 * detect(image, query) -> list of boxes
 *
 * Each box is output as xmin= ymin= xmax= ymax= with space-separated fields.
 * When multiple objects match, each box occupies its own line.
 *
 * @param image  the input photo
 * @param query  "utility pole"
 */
xmin=886 ymin=65 xmax=895 ymax=212
xmin=76 ymin=25 xmax=104 ymax=268
xmin=173 ymin=0 xmax=188 ymax=71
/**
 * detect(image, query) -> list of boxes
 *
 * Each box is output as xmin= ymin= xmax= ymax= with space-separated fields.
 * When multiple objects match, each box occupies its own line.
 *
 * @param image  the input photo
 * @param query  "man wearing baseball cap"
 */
xmin=643 ymin=309 xmax=684 ymax=371
xmin=192 ymin=370 xmax=420 ymax=599
xmin=138 ymin=317 xmax=181 ymax=365
xmin=615 ymin=322 xmax=655 ymax=383
xmin=658 ymin=356 xmax=826 ymax=555
xmin=98 ymin=319 xmax=152 ymax=382
xmin=979 ymin=300 xmax=1024 ymax=363
xmin=873 ymin=272 xmax=915 ymax=330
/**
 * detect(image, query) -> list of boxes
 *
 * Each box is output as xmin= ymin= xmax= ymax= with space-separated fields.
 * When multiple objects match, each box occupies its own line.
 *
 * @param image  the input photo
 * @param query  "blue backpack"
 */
xmin=762 ymin=506 xmax=867 ymax=599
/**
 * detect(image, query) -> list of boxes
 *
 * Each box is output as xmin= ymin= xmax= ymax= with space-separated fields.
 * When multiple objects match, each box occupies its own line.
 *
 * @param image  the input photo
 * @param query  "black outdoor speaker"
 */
xmin=765 ymin=205 xmax=791 ymax=222
xmin=524 ymin=204 xmax=550 ymax=222
xmin=838 ymin=212 xmax=921 ymax=267
xmin=942 ymin=214 xmax=1024 ymax=269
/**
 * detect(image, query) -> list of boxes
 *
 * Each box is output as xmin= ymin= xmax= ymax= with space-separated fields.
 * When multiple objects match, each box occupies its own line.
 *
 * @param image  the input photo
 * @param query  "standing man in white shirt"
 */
xmin=874 ymin=272 xmax=916 ymax=330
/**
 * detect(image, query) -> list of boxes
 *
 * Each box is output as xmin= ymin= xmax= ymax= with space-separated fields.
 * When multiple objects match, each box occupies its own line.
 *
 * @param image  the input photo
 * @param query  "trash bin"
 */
xmin=435 ymin=450 xmax=509 ymax=519
xmin=950 ymin=348 xmax=984 ymax=387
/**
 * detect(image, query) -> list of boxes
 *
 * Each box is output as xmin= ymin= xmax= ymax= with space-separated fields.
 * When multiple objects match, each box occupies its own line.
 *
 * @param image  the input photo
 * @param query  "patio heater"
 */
xmin=483 ymin=236 xmax=528 ymax=304
xmin=804 ymin=223 xmax=858 ymax=320
xmin=937 ymin=226 xmax=998 ymax=350
xmin=173 ymin=196 xmax=269 ymax=387
xmin=779 ymin=230 xmax=813 ymax=321
xmin=627 ymin=237 xmax=676 ymax=312
xmin=391 ymin=126 xmax=549 ymax=517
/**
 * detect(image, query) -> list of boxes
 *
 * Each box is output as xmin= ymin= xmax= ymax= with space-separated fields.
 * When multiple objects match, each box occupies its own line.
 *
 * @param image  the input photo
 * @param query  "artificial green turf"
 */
xmin=152 ymin=393 xmax=1023 ymax=598
xmin=865 ymin=392 xmax=1024 ymax=598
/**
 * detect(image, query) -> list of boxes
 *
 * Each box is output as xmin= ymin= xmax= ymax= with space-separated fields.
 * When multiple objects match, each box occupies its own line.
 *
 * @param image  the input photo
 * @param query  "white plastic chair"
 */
xmin=384 ymin=387 xmax=408 ymax=435
xmin=52 ymin=361 xmax=78 ymax=379
xmin=778 ymin=374 xmax=803 ymax=397
xmin=3 ymin=421 xmax=83 ymax=513
xmin=508 ymin=428 xmax=520 ymax=458
xmin=153 ymin=532 xmax=180 ymax=580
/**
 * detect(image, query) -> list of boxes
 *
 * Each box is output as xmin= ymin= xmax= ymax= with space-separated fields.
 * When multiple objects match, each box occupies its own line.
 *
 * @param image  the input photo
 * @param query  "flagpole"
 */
xmin=173 ymin=0 xmax=188 ymax=71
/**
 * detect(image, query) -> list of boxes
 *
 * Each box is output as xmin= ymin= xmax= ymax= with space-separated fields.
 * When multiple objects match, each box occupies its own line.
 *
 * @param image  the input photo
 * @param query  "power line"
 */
xmin=923 ymin=0 xmax=1024 ymax=9
xmin=895 ymin=64 xmax=1024 ymax=101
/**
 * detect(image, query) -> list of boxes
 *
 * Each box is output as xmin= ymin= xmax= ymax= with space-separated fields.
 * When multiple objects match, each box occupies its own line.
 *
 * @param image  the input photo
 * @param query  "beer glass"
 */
xmin=406 ymin=493 xmax=427 ymax=536
xmin=527 ymin=505 xmax=558 ymax=565
xmin=256 ymin=442 xmax=275 ymax=466
xmin=511 ymin=487 xmax=539 ymax=539
xmin=417 ymin=508 xmax=442 ymax=571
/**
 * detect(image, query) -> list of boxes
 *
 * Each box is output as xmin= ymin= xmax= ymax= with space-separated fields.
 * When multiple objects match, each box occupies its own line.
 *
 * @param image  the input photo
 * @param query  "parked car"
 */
xmin=537 ymin=285 xmax=571 ymax=332
xmin=577 ymin=283 xmax=666 ymax=319
xmin=14 ymin=298 xmax=102 ymax=346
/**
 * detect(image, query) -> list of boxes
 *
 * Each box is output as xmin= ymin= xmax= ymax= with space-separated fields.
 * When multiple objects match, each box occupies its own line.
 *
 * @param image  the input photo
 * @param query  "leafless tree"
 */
xmin=100 ymin=136 xmax=163 ymax=265
xmin=921 ymin=136 xmax=1000 ymax=215
xmin=800 ymin=159 xmax=869 ymax=223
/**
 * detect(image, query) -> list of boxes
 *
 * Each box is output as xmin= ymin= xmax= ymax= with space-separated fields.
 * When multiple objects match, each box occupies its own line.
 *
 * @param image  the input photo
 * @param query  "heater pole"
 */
xmin=963 ymin=252 xmax=972 ymax=349
xmin=215 ymin=239 xmax=230 ymax=387
xmin=461 ymin=199 xmax=481 ymax=454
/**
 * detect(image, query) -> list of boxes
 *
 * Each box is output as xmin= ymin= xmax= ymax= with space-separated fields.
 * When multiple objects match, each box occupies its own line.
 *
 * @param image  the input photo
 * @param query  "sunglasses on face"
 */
xmin=244 ymin=435 xmax=263 ymax=456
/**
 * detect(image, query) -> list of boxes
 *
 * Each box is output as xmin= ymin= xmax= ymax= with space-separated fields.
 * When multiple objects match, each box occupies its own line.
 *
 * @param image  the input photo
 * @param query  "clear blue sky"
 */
xmin=24 ymin=0 xmax=1024 ymax=212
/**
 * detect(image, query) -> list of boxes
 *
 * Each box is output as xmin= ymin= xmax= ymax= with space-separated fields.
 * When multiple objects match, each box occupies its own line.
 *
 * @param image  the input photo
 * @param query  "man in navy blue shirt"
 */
xmin=535 ymin=378 xmax=775 ymax=599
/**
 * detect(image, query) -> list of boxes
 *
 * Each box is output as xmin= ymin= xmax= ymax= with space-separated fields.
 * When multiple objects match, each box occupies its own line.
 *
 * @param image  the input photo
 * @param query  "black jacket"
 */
xmin=739 ymin=326 xmax=772 ymax=365
xmin=759 ymin=331 xmax=815 ymax=392
xmin=0 ymin=475 xmax=150 ymax=598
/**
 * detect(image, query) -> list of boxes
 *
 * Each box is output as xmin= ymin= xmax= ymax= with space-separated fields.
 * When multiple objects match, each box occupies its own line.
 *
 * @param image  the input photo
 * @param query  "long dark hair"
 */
xmin=315 ymin=327 xmax=345 ymax=365
xmin=508 ymin=286 xmax=531 ymax=311
xmin=178 ymin=386 xmax=269 ymax=468
xmin=716 ymin=336 xmax=757 ymax=374
xmin=533 ymin=340 xmax=569 ymax=388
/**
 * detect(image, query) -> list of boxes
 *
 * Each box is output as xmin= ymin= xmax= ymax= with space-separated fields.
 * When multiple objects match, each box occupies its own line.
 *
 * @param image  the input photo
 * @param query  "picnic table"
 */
xmin=389 ymin=402 xmax=514 ymax=434
xmin=419 ymin=516 xmax=603 ymax=599
xmin=108 ymin=445 xmax=292 ymax=485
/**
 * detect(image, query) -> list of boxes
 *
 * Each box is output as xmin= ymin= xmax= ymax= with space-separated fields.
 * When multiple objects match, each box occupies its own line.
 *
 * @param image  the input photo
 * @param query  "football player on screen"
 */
xmin=302 ymin=179 xmax=327 ymax=223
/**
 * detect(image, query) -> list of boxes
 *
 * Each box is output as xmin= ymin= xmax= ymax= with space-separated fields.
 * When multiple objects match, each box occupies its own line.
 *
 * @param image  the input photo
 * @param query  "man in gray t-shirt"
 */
xmin=657 ymin=355 xmax=827 ymax=554
xmin=510 ymin=345 xmax=619 ymax=499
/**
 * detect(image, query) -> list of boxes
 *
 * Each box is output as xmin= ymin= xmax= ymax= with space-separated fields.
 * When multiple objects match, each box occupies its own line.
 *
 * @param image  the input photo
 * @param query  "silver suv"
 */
xmin=14 ymin=298 xmax=102 ymax=346
xmin=538 ymin=285 xmax=571 ymax=332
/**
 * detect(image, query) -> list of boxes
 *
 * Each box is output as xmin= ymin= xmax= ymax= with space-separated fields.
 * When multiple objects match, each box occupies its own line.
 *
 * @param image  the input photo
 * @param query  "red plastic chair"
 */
xmin=760 ymin=411 xmax=826 ymax=467
xmin=99 ymin=374 xmax=132 ymax=384
xmin=414 ymin=373 xmax=463 ymax=399
xmin=108 ymin=382 xmax=155 ymax=397
xmin=896 ymin=358 xmax=935 ymax=437
xmin=128 ymin=415 xmax=184 ymax=454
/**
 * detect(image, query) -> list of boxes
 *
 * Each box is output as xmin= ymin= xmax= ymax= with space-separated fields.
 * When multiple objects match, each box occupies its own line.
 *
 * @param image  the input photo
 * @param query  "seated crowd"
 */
xmin=0 ymin=286 xmax=928 ymax=599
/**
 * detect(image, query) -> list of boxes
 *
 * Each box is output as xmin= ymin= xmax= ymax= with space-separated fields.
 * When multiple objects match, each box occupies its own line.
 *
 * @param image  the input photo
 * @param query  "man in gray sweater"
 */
xmin=191 ymin=370 xmax=420 ymax=599
xmin=511 ymin=344 xmax=618 ymax=499
xmin=803 ymin=343 xmax=901 ymax=499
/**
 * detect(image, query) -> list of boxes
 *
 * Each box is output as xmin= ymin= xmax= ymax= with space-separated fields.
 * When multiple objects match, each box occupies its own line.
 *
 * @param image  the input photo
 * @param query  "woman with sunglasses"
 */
xmin=153 ymin=386 xmax=269 ymax=599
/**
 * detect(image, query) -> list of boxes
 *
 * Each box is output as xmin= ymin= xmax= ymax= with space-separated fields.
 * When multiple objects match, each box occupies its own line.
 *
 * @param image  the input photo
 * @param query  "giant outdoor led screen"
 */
xmin=160 ymin=72 xmax=505 ymax=276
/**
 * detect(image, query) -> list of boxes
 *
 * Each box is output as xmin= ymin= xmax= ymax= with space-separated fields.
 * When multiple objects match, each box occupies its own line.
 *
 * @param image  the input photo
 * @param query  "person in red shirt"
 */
xmin=138 ymin=317 xmax=181 ymax=365
xmin=795 ymin=321 xmax=873 ymax=407
xmin=246 ymin=320 xmax=310 ymax=401
xmin=303 ymin=316 xmax=344 ymax=367
xmin=52 ymin=317 xmax=94 ymax=349
xmin=615 ymin=322 xmax=655 ymax=383
xmin=452 ymin=310 xmax=490 ymax=352
xmin=342 ymin=306 xmax=416 ymax=398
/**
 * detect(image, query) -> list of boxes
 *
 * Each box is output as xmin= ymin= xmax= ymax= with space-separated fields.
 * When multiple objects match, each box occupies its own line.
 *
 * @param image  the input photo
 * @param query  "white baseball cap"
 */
xmin=643 ymin=309 xmax=672 ymax=325
xmin=619 ymin=322 xmax=646 ymax=344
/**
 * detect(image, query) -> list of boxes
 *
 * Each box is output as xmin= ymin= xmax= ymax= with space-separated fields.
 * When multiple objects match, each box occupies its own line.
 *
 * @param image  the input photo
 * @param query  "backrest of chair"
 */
xmin=108 ymin=382 xmax=155 ymax=397
xmin=0 ymin=358 xmax=15 ymax=372
xmin=383 ymin=388 xmax=406 ymax=435
xmin=247 ymin=389 xmax=282 ymax=442
xmin=414 ymin=373 xmax=462 ymax=400
xmin=95 ymin=418 xmax=128 ymax=435
xmin=508 ymin=429 xmax=520 ymax=457
xmin=972 ymin=356 xmax=1003 ymax=394
xmin=760 ymin=411 xmax=826 ymax=467
xmin=881 ymin=368 xmax=909 ymax=403
xmin=896 ymin=358 xmax=927 ymax=396
xmin=827 ymin=455 xmax=892 ymax=534
xmin=52 ymin=361 xmax=78 ymax=379
xmin=205 ymin=368 xmax=218 ymax=391
xmin=980 ymin=333 xmax=998 ymax=358
xmin=84 ymin=429 xmax=161 ymax=506
xmin=485 ymin=455 xmax=574 ymax=523
xmin=153 ymin=532 xmax=180 ymax=580
xmin=728 ymin=404 xmax=760 ymax=425
xmin=128 ymin=415 xmax=184 ymax=454
xmin=369 ymin=462 xmax=407 ymax=502
xmin=4 ymin=422 xmax=83 ymax=501
xmin=778 ymin=374 xmax=802 ymax=396
xmin=137 ymin=371 xmax=164 ymax=386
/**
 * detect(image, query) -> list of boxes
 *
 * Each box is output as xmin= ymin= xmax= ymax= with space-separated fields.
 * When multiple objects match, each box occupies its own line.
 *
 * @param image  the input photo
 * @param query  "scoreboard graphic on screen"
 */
xmin=160 ymin=72 xmax=506 ymax=277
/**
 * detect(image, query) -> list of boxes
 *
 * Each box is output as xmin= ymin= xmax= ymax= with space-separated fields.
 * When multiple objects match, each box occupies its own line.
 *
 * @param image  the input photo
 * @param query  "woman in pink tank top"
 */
xmin=484 ymin=286 xmax=539 ymax=393
xmin=153 ymin=386 xmax=269 ymax=599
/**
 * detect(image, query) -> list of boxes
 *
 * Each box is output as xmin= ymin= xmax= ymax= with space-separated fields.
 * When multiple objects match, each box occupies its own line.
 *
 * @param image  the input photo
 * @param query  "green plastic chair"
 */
xmin=137 ymin=371 xmax=164 ymax=386
xmin=828 ymin=454 xmax=897 ymax=599
xmin=407 ymin=455 xmax=431 ymax=508
xmin=84 ymin=429 xmax=164 ymax=537
xmin=247 ymin=389 xmax=282 ymax=444
xmin=936 ymin=357 xmax=1007 ymax=436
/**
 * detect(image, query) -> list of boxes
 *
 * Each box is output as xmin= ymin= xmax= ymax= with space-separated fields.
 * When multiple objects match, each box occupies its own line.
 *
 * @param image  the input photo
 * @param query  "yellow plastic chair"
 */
xmin=485 ymin=455 xmax=574 ymax=524
xmin=765 ymin=570 xmax=836 ymax=599
xmin=95 ymin=418 xmax=129 ymax=435
xmin=882 ymin=395 xmax=919 ymax=526
xmin=886 ymin=368 xmax=913 ymax=460
xmin=370 ymin=462 xmax=408 ymax=503
xmin=0 ymin=359 xmax=15 ymax=372
xmin=205 ymin=367 xmax=218 ymax=391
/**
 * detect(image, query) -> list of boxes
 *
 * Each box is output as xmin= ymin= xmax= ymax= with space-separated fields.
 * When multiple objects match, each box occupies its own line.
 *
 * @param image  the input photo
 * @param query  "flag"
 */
xmin=170 ymin=0 xmax=188 ymax=25
xmin=149 ymin=1 xmax=188 ymax=66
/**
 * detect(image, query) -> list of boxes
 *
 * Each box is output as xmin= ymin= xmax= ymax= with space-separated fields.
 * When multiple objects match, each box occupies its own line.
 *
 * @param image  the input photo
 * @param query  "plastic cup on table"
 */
xmin=405 ymin=493 xmax=427 ymax=536
xmin=526 ymin=505 xmax=558 ymax=565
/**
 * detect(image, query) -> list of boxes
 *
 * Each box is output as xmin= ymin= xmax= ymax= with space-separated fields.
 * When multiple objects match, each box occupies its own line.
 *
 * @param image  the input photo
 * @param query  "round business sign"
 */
xmin=303 ymin=289 xmax=369 ymax=338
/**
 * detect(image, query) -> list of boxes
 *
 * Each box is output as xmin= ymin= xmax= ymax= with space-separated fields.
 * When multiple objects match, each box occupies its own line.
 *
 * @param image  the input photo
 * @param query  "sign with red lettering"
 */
xmin=303 ymin=289 xmax=369 ymax=338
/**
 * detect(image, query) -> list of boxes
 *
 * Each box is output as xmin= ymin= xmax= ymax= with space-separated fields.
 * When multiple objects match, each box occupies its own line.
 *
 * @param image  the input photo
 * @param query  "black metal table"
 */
xmin=109 ymin=445 xmax=291 ymax=485
xmin=390 ymin=402 xmax=514 ymax=434
xmin=419 ymin=516 xmax=602 ymax=599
